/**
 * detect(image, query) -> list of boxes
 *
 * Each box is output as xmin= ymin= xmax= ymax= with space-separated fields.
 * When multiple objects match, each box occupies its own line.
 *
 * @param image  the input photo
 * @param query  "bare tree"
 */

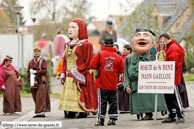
xmin=0 ymin=0 xmax=26 ymax=33
xmin=29 ymin=0 xmax=94 ymax=24
xmin=0 ymin=0 xmax=16 ymax=33
xmin=118 ymin=3 xmax=153 ymax=42
xmin=2 ymin=0 xmax=17 ymax=25
xmin=29 ymin=0 xmax=95 ymax=41
xmin=29 ymin=0 xmax=58 ymax=23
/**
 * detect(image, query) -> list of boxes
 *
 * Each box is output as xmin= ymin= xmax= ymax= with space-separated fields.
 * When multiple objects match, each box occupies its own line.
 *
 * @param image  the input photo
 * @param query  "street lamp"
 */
xmin=7 ymin=25 xmax=13 ymax=34
xmin=31 ymin=17 xmax=36 ymax=48
xmin=13 ymin=5 xmax=24 ymax=69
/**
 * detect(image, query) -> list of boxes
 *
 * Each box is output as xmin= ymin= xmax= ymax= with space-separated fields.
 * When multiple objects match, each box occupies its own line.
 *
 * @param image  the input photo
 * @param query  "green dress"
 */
xmin=150 ymin=47 xmax=157 ymax=61
xmin=124 ymin=53 xmax=167 ymax=115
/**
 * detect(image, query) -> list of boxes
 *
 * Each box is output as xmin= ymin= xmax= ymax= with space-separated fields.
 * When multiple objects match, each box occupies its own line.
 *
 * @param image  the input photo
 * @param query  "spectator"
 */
xmin=52 ymin=28 xmax=69 ymax=75
xmin=118 ymin=44 xmax=132 ymax=113
xmin=150 ymin=42 xmax=157 ymax=61
xmin=91 ymin=37 xmax=124 ymax=126
xmin=35 ymin=33 xmax=55 ymax=61
xmin=159 ymin=33 xmax=185 ymax=123
xmin=113 ymin=44 xmax=122 ymax=56
xmin=99 ymin=18 xmax=117 ymax=50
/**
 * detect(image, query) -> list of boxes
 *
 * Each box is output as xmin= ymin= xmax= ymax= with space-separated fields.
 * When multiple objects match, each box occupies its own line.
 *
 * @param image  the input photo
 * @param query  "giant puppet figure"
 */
xmin=124 ymin=29 xmax=167 ymax=120
xmin=157 ymin=37 xmax=166 ymax=61
xmin=59 ymin=18 xmax=98 ymax=118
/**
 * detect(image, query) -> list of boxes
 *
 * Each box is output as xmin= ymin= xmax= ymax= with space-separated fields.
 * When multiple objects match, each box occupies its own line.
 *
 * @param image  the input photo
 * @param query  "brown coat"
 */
xmin=27 ymin=58 xmax=47 ymax=84
xmin=2 ymin=69 xmax=21 ymax=114
xmin=27 ymin=58 xmax=50 ymax=114
xmin=98 ymin=30 xmax=117 ymax=45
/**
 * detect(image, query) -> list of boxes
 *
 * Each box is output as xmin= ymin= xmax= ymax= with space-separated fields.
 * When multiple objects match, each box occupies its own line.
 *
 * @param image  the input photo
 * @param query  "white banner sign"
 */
xmin=138 ymin=61 xmax=175 ymax=94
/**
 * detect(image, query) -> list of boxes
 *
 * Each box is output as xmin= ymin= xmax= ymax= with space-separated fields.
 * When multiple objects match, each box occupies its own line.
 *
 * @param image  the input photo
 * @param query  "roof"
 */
xmin=117 ymin=0 xmax=190 ymax=42
xmin=174 ymin=11 xmax=194 ymax=42
xmin=87 ymin=15 xmax=128 ymax=37
xmin=109 ymin=15 xmax=128 ymax=27
xmin=88 ymin=30 xmax=100 ymax=36
xmin=91 ymin=21 xmax=106 ymax=32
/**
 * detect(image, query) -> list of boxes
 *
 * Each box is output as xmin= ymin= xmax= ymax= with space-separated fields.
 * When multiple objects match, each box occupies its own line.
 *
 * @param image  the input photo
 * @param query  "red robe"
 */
xmin=61 ymin=40 xmax=98 ymax=112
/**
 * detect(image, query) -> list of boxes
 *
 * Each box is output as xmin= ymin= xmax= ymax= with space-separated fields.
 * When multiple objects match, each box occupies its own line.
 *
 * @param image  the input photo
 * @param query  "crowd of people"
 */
xmin=0 ymin=17 xmax=189 ymax=126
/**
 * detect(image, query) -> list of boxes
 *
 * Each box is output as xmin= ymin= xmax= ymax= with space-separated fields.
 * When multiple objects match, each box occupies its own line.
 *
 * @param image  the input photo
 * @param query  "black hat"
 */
xmin=133 ymin=29 xmax=156 ymax=36
xmin=104 ymin=37 xmax=113 ymax=44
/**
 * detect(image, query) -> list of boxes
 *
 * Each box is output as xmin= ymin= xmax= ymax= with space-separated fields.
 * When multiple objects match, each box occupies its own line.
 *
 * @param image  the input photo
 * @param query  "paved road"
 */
xmin=51 ymin=77 xmax=63 ymax=94
xmin=0 ymin=78 xmax=194 ymax=129
xmin=186 ymin=82 xmax=194 ymax=90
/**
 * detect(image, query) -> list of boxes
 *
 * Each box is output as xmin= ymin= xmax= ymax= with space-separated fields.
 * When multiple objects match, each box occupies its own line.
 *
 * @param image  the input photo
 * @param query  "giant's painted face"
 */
xmin=133 ymin=32 xmax=152 ymax=55
xmin=68 ymin=22 xmax=79 ymax=40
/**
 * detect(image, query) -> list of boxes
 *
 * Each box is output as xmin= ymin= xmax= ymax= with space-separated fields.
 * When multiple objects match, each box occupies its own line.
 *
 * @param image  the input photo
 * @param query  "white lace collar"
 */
xmin=68 ymin=39 xmax=87 ymax=45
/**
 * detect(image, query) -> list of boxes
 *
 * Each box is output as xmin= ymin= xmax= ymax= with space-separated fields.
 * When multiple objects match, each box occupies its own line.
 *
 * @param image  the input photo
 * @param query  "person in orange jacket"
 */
xmin=55 ymin=51 xmax=65 ymax=79
xmin=55 ymin=58 xmax=64 ymax=79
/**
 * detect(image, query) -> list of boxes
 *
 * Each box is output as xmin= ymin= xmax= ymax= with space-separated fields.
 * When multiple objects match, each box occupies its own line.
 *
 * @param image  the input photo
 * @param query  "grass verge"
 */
xmin=183 ymin=74 xmax=194 ymax=82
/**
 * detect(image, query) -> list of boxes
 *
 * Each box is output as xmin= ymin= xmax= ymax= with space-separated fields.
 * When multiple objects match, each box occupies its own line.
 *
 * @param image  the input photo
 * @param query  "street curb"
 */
xmin=185 ymin=81 xmax=194 ymax=84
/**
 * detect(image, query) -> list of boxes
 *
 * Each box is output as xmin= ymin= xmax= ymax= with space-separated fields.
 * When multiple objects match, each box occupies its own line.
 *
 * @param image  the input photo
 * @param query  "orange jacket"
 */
xmin=55 ymin=59 xmax=63 ymax=76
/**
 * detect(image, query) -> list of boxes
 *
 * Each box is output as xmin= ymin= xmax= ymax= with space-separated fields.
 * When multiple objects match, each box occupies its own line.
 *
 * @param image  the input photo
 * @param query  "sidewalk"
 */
xmin=0 ymin=78 xmax=194 ymax=129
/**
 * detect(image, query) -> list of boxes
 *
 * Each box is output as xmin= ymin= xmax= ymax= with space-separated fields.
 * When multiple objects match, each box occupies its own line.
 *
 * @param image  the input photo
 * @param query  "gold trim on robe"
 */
xmin=58 ymin=43 xmax=85 ymax=112
xmin=58 ymin=77 xmax=85 ymax=112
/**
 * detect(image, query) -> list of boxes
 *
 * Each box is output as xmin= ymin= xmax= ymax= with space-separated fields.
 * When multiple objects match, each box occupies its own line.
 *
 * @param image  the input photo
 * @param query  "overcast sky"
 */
xmin=17 ymin=0 xmax=143 ymax=26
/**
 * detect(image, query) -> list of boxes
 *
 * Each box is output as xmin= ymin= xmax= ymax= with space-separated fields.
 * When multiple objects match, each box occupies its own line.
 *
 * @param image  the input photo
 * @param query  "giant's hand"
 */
xmin=126 ymin=86 xmax=131 ymax=94
xmin=60 ymin=73 xmax=65 ymax=85
xmin=60 ymin=78 xmax=65 ymax=84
